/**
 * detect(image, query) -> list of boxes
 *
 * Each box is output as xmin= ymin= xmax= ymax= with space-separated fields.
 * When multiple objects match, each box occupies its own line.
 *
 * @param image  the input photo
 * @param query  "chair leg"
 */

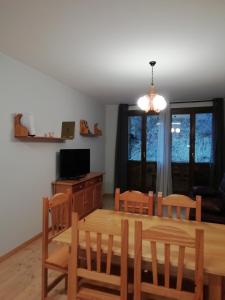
xmin=42 ymin=266 xmax=48 ymax=300
xmin=65 ymin=275 xmax=68 ymax=291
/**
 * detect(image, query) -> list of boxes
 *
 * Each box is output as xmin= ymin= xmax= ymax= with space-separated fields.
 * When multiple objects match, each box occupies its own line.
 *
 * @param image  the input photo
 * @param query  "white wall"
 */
xmin=104 ymin=105 xmax=118 ymax=193
xmin=0 ymin=53 xmax=105 ymax=256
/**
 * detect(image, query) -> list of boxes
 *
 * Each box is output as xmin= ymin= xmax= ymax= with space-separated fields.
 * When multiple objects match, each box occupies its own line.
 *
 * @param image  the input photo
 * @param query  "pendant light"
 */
xmin=137 ymin=61 xmax=167 ymax=113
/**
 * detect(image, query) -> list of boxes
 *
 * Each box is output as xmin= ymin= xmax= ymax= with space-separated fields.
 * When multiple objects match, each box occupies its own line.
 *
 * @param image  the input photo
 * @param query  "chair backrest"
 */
xmin=157 ymin=192 xmax=201 ymax=222
xmin=42 ymin=190 xmax=72 ymax=259
xmin=134 ymin=222 xmax=204 ymax=300
xmin=68 ymin=212 xmax=129 ymax=300
xmin=115 ymin=188 xmax=153 ymax=216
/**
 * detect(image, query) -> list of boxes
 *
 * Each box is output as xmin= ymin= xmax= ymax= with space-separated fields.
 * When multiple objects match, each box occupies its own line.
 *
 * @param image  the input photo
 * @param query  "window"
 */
xmin=171 ymin=114 xmax=190 ymax=163
xmin=128 ymin=114 xmax=159 ymax=162
xmin=128 ymin=107 xmax=213 ymax=193
xmin=171 ymin=109 xmax=213 ymax=193
xmin=128 ymin=116 xmax=142 ymax=161
xmin=171 ymin=112 xmax=213 ymax=163
xmin=195 ymin=113 xmax=213 ymax=163
xmin=128 ymin=113 xmax=159 ymax=192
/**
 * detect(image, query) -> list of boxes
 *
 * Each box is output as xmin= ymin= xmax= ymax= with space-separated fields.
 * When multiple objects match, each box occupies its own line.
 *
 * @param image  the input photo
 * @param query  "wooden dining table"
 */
xmin=53 ymin=209 xmax=225 ymax=300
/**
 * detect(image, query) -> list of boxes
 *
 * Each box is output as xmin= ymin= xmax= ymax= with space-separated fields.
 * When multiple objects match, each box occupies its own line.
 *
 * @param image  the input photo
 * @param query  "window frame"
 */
xmin=171 ymin=106 xmax=213 ymax=164
xmin=128 ymin=110 xmax=159 ymax=162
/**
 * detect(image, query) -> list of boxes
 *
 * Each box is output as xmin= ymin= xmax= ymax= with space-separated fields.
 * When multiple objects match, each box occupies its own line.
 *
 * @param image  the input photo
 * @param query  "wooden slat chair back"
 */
xmin=134 ymin=222 xmax=204 ymax=300
xmin=42 ymin=189 xmax=72 ymax=300
xmin=157 ymin=192 xmax=202 ymax=222
xmin=115 ymin=188 xmax=154 ymax=216
xmin=68 ymin=212 xmax=129 ymax=300
xmin=48 ymin=192 xmax=72 ymax=239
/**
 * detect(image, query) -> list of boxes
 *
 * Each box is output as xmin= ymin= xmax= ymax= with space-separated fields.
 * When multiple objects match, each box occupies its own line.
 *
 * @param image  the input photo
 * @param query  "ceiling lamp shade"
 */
xmin=137 ymin=61 xmax=167 ymax=113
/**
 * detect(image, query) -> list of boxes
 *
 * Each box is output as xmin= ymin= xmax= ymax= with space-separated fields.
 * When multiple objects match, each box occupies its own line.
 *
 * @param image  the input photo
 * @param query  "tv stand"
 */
xmin=74 ymin=174 xmax=86 ymax=180
xmin=59 ymin=174 xmax=86 ymax=181
xmin=52 ymin=172 xmax=103 ymax=219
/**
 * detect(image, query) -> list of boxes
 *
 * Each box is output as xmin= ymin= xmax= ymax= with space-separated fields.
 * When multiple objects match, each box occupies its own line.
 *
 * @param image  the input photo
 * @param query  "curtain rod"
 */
xmin=129 ymin=98 xmax=223 ymax=108
xmin=129 ymin=99 xmax=212 ymax=107
xmin=169 ymin=99 xmax=215 ymax=104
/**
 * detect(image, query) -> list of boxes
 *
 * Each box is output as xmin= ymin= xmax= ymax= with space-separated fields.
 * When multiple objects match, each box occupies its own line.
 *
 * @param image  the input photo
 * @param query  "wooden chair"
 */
xmin=68 ymin=212 xmax=129 ymax=300
xmin=115 ymin=188 xmax=154 ymax=216
xmin=134 ymin=222 xmax=204 ymax=300
xmin=157 ymin=192 xmax=202 ymax=222
xmin=42 ymin=190 xmax=72 ymax=300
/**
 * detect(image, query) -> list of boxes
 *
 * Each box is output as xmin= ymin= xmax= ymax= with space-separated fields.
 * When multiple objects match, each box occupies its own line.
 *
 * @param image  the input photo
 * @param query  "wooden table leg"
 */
xmin=208 ymin=274 xmax=222 ymax=300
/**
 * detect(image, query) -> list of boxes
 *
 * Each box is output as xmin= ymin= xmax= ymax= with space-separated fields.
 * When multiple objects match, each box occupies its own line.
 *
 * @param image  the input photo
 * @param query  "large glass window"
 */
xmin=146 ymin=115 xmax=159 ymax=161
xmin=195 ymin=113 xmax=213 ymax=163
xmin=171 ymin=114 xmax=190 ymax=163
xmin=128 ymin=116 xmax=142 ymax=161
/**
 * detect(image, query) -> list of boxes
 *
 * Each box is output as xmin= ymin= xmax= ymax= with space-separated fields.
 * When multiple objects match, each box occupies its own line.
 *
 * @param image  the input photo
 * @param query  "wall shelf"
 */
xmin=14 ymin=113 xmax=66 ymax=143
xmin=15 ymin=136 xmax=66 ymax=142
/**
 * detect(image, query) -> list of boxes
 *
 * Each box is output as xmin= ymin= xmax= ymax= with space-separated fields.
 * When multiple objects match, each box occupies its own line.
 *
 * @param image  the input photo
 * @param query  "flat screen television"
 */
xmin=59 ymin=149 xmax=90 ymax=179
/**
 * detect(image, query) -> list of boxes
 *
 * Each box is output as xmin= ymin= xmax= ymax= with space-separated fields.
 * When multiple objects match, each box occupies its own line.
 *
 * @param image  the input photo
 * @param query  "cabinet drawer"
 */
xmin=85 ymin=179 xmax=97 ymax=187
xmin=85 ymin=176 xmax=102 ymax=187
xmin=52 ymin=184 xmax=72 ymax=194
xmin=72 ymin=183 xmax=85 ymax=192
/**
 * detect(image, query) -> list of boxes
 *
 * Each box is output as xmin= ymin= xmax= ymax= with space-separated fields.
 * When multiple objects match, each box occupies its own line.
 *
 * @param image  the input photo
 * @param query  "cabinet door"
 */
xmin=73 ymin=190 xmax=85 ymax=218
xmin=84 ymin=186 xmax=95 ymax=215
xmin=52 ymin=184 xmax=72 ymax=195
xmin=94 ymin=182 xmax=102 ymax=209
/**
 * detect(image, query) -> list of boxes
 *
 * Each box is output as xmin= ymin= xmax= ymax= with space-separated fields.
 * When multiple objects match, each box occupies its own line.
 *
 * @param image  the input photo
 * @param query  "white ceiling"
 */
xmin=0 ymin=0 xmax=225 ymax=104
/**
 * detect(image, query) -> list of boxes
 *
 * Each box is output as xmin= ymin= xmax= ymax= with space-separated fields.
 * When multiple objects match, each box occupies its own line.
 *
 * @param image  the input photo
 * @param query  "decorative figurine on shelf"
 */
xmin=80 ymin=120 xmax=92 ymax=135
xmin=94 ymin=123 xmax=102 ymax=136
xmin=14 ymin=113 xmax=29 ymax=137
xmin=48 ymin=132 xmax=54 ymax=137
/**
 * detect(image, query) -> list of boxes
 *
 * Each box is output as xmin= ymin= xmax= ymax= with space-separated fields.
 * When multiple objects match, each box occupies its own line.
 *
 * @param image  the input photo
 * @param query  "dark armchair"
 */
xmin=191 ymin=173 xmax=225 ymax=224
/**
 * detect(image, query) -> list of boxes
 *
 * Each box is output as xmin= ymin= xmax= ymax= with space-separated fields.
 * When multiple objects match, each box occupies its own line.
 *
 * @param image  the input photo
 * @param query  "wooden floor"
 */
xmin=0 ymin=238 xmax=67 ymax=300
xmin=0 ymin=195 xmax=114 ymax=300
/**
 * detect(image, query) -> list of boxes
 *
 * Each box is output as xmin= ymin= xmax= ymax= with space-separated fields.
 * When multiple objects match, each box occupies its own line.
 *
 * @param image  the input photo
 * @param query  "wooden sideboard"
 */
xmin=52 ymin=172 xmax=103 ymax=219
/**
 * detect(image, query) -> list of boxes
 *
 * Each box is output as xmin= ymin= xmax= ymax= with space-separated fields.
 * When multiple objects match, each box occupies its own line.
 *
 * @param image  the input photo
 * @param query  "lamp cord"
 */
xmin=151 ymin=65 xmax=154 ymax=86
xmin=149 ymin=61 xmax=156 ymax=86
